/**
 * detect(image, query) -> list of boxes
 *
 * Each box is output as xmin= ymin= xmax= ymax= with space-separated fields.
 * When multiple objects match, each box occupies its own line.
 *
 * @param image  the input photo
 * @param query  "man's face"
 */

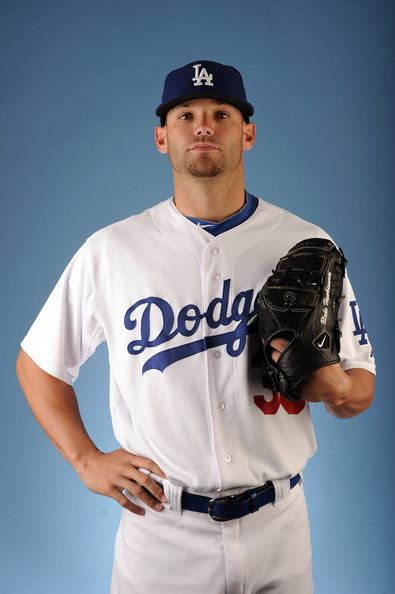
xmin=155 ymin=98 xmax=255 ymax=179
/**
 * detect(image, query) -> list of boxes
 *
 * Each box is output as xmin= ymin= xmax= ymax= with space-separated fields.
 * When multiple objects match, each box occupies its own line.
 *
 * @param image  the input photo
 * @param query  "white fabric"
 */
xmin=111 ymin=483 xmax=313 ymax=594
xmin=272 ymin=476 xmax=291 ymax=506
xmin=123 ymin=470 xmax=183 ymax=515
xmin=21 ymin=196 xmax=375 ymax=495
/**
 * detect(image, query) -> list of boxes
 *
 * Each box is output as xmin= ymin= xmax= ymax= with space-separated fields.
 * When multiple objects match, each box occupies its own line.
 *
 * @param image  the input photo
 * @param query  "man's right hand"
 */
xmin=75 ymin=448 xmax=168 ymax=516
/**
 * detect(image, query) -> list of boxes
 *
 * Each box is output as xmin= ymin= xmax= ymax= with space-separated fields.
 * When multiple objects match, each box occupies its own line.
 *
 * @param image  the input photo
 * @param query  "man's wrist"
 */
xmin=69 ymin=446 xmax=102 ymax=476
xmin=299 ymin=363 xmax=352 ymax=406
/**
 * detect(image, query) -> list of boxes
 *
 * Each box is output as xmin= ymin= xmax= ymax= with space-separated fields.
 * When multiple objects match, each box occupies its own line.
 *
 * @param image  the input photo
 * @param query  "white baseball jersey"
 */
xmin=21 ymin=196 xmax=375 ymax=494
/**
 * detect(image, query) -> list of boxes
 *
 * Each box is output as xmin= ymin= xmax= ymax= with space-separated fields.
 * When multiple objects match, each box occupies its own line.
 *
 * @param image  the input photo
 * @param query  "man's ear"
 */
xmin=243 ymin=122 xmax=256 ymax=151
xmin=155 ymin=126 xmax=168 ymax=154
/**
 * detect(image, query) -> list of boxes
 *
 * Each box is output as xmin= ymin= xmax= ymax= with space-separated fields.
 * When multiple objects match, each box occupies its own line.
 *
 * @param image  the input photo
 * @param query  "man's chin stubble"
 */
xmin=187 ymin=164 xmax=222 ymax=178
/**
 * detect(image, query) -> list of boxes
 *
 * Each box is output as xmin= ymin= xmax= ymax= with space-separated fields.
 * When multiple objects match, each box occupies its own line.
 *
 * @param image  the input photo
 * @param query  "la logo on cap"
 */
xmin=192 ymin=63 xmax=214 ymax=87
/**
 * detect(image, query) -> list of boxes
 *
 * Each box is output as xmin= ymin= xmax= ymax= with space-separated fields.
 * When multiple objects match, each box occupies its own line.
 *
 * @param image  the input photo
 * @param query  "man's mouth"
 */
xmin=189 ymin=143 xmax=220 ymax=152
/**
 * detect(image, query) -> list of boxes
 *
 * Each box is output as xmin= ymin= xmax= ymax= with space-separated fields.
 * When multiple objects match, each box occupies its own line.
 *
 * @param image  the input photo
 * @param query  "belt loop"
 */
xmin=272 ymin=477 xmax=291 ymax=507
xmin=250 ymin=490 xmax=260 ymax=513
xmin=163 ymin=479 xmax=183 ymax=515
xmin=138 ymin=468 xmax=183 ymax=515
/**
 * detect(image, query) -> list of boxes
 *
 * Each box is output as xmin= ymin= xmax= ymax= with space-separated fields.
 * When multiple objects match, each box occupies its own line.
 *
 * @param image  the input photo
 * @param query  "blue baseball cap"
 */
xmin=156 ymin=60 xmax=254 ymax=125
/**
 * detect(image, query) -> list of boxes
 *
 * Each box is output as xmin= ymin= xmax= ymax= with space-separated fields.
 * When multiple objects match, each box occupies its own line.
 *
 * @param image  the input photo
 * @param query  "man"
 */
xmin=16 ymin=60 xmax=375 ymax=593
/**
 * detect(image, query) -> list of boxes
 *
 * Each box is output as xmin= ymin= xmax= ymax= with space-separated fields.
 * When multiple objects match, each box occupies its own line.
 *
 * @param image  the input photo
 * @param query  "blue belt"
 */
xmin=181 ymin=474 xmax=300 ymax=522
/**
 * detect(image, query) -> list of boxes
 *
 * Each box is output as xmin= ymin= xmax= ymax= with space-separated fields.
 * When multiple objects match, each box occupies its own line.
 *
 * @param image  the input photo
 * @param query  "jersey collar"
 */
xmin=185 ymin=192 xmax=258 ymax=236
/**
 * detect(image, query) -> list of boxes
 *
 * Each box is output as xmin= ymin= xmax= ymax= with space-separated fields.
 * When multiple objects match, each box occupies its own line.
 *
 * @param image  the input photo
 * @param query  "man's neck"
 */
xmin=172 ymin=173 xmax=246 ymax=223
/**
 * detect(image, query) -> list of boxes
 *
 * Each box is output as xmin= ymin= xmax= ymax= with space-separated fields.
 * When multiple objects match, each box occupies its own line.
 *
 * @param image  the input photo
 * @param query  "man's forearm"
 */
xmin=16 ymin=349 xmax=100 ymax=470
xmin=323 ymin=368 xmax=375 ymax=418
xmin=16 ymin=349 xmax=168 ymax=516
xmin=299 ymin=364 xmax=375 ymax=418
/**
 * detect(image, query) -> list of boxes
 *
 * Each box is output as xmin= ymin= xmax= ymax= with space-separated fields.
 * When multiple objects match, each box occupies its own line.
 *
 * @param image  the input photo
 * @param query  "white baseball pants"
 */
xmin=111 ymin=478 xmax=313 ymax=594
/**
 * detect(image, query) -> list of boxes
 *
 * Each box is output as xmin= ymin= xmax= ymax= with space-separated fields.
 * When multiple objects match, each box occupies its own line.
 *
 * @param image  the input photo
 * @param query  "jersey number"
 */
xmin=254 ymin=391 xmax=305 ymax=415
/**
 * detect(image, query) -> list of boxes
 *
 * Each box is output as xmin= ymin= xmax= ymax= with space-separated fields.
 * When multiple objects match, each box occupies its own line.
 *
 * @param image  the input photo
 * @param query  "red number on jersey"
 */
xmin=254 ymin=391 xmax=305 ymax=415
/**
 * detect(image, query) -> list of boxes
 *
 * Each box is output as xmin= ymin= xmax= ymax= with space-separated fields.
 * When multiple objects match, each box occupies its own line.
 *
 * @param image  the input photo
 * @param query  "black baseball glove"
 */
xmin=256 ymin=238 xmax=347 ymax=401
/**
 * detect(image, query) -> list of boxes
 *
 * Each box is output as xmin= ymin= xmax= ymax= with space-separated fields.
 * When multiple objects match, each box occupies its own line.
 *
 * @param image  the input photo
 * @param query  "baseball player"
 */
xmin=16 ymin=60 xmax=375 ymax=594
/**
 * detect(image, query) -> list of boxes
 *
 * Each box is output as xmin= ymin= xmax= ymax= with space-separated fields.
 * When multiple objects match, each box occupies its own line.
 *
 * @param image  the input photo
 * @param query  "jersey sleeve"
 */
xmin=338 ymin=273 xmax=375 ymax=374
xmin=20 ymin=242 xmax=105 ymax=385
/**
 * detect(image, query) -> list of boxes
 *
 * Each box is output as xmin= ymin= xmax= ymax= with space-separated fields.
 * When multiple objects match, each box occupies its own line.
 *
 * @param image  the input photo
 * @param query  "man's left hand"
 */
xmin=270 ymin=337 xmax=374 ymax=417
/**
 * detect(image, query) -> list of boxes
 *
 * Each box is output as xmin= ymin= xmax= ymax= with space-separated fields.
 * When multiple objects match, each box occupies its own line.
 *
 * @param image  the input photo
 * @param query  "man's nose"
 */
xmin=194 ymin=116 xmax=214 ymax=136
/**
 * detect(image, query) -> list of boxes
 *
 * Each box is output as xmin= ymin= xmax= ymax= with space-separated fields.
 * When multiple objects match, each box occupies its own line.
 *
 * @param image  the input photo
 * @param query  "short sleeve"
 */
xmin=338 ymin=273 xmax=376 ymax=374
xmin=21 ymin=242 xmax=105 ymax=385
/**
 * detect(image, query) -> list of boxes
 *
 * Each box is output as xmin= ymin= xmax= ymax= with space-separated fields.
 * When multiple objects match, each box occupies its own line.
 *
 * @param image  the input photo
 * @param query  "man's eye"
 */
xmin=216 ymin=111 xmax=229 ymax=119
xmin=178 ymin=113 xmax=192 ymax=120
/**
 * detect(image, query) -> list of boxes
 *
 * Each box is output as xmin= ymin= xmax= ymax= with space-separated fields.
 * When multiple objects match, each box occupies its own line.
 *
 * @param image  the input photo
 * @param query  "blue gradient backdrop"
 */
xmin=1 ymin=1 xmax=394 ymax=593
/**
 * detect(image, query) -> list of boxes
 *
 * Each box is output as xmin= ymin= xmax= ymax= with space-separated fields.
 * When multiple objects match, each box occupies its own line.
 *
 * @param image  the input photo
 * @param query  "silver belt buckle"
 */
xmin=208 ymin=494 xmax=238 ymax=521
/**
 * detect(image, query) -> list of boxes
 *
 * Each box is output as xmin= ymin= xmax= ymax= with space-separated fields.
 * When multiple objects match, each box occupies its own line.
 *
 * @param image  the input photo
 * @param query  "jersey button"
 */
xmin=218 ymin=402 xmax=226 ymax=411
xmin=213 ymin=272 xmax=221 ymax=281
xmin=213 ymin=350 xmax=221 ymax=359
xmin=224 ymin=454 xmax=232 ymax=463
xmin=211 ymin=247 xmax=219 ymax=255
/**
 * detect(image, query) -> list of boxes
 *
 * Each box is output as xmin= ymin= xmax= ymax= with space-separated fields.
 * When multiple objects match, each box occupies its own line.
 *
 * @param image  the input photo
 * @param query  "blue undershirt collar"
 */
xmin=186 ymin=192 xmax=258 ymax=236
